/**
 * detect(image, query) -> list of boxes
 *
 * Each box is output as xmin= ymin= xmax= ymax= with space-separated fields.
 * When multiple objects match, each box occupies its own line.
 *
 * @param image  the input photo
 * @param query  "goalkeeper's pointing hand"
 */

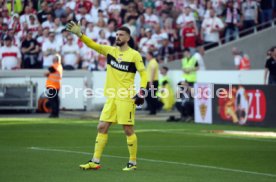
xmin=66 ymin=21 xmax=82 ymax=37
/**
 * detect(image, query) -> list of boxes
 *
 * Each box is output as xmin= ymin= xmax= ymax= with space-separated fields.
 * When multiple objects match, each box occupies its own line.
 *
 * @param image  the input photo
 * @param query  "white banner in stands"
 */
xmin=194 ymin=83 xmax=213 ymax=124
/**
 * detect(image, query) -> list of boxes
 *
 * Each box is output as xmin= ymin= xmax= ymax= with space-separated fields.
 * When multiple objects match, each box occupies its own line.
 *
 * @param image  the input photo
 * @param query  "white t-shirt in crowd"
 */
xmin=42 ymin=21 xmax=55 ymax=31
xmin=201 ymin=17 xmax=224 ymax=42
xmin=144 ymin=13 xmax=160 ymax=25
xmin=0 ymin=45 xmax=21 ymax=70
xmin=20 ymin=14 xmax=30 ymax=25
xmin=65 ymin=1 xmax=76 ymax=10
xmin=61 ymin=44 xmax=80 ymax=68
xmin=108 ymin=4 xmax=121 ymax=13
xmin=139 ymin=37 xmax=157 ymax=56
xmin=85 ymin=29 xmax=98 ymax=41
xmin=176 ymin=13 xmax=195 ymax=27
xmin=242 ymin=1 xmax=258 ymax=21
xmin=42 ymin=40 xmax=60 ymax=67
xmin=80 ymin=44 xmax=97 ymax=69
xmin=152 ymin=33 xmax=168 ymax=49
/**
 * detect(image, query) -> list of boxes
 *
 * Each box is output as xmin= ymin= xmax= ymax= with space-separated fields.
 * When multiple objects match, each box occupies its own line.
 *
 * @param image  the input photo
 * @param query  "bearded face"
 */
xmin=115 ymin=30 xmax=130 ymax=47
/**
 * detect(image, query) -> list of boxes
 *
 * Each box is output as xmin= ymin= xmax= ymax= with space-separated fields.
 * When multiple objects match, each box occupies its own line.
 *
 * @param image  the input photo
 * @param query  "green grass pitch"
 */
xmin=0 ymin=118 xmax=276 ymax=182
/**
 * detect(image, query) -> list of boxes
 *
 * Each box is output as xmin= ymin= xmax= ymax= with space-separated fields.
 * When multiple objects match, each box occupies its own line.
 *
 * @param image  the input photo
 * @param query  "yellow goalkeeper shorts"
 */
xmin=99 ymin=98 xmax=136 ymax=125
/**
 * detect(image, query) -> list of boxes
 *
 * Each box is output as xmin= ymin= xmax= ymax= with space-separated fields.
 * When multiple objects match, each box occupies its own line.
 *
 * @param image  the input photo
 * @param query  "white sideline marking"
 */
xmin=110 ymin=129 xmax=276 ymax=142
xmin=29 ymin=147 xmax=276 ymax=178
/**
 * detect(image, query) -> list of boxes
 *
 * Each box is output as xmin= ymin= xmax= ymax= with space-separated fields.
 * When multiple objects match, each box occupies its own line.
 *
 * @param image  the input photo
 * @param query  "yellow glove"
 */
xmin=66 ymin=21 xmax=82 ymax=37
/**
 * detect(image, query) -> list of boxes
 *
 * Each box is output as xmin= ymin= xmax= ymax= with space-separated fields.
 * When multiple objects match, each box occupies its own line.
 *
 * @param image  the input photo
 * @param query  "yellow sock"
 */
xmin=127 ymin=134 xmax=137 ymax=163
xmin=92 ymin=133 xmax=108 ymax=162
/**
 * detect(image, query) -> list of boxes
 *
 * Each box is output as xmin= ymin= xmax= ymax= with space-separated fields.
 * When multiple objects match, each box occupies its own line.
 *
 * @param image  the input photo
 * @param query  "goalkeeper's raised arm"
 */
xmin=66 ymin=21 xmax=110 ymax=56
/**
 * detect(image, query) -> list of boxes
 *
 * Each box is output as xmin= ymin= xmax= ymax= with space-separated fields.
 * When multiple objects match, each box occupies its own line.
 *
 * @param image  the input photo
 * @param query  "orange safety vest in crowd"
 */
xmin=239 ymin=56 xmax=250 ymax=70
xmin=46 ymin=62 xmax=63 ymax=90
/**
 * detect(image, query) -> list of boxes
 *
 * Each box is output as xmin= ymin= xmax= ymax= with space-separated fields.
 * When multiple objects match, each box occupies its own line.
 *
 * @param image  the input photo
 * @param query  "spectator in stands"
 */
xmin=264 ymin=46 xmax=276 ymax=85
xmin=65 ymin=0 xmax=77 ymax=12
xmin=144 ymin=6 xmax=159 ymax=28
xmin=122 ymin=2 xmax=137 ymax=23
xmin=93 ymin=9 xmax=108 ymax=25
xmin=0 ymin=36 xmax=21 ymax=70
xmin=21 ymin=31 xmax=40 ymax=69
xmin=152 ymin=24 xmax=166 ymax=50
xmin=2 ymin=8 xmax=10 ymax=24
xmin=108 ymin=0 xmax=122 ymax=15
xmin=182 ymin=48 xmax=199 ymax=86
xmin=76 ymin=6 xmax=93 ymax=23
xmin=201 ymin=8 xmax=224 ymax=50
xmin=10 ymin=14 xmax=21 ymax=33
xmin=61 ymin=34 xmax=80 ymax=70
xmin=80 ymin=43 xmax=98 ymax=71
xmin=161 ymin=18 xmax=178 ymax=50
xmin=222 ymin=0 xmax=242 ymax=43
xmin=37 ymin=1 xmax=51 ymax=24
xmin=96 ymin=29 xmax=110 ymax=70
xmin=42 ymin=14 xmax=55 ymax=30
xmin=110 ymin=9 xmax=122 ymax=27
xmin=232 ymin=47 xmax=251 ymax=70
xmin=176 ymin=6 xmax=196 ymax=30
xmin=76 ymin=0 xmax=93 ymax=14
xmin=182 ymin=21 xmax=198 ymax=54
xmin=89 ymin=0 xmax=102 ymax=19
xmin=241 ymin=0 xmax=259 ymax=31
xmin=157 ymin=34 xmax=174 ymax=63
xmin=7 ymin=29 xmax=20 ymax=47
xmin=94 ymin=17 xmax=108 ymax=40
xmin=193 ymin=46 xmax=206 ymax=70
xmin=259 ymin=0 xmax=274 ymax=24
xmin=84 ymin=23 xmax=95 ymax=41
xmin=0 ymin=23 xmax=8 ymax=44
xmin=106 ymin=19 xmax=117 ymax=45
xmin=20 ymin=5 xmax=32 ymax=25
xmin=28 ymin=14 xmax=39 ymax=37
xmin=42 ymin=32 xmax=60 ymax=68
xmin=203 ymin=0 xmax=213 ymax=19
xmin=139 ymin=28 xmax=157 ymax=60
xmin=123 ymin=16 xmax=137 ymax=38
xmin=211 ymin=0 xmax=226 ymax=16
xmin=53 ymin=17 xmax=64 ymax=35
xmin=54 ymin=1 xmax=65 ymax=18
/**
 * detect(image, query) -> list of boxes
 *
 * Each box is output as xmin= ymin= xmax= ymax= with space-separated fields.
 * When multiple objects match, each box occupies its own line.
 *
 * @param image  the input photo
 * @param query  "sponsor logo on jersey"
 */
xmin=110 ymin=60 xmax=129 ymax=71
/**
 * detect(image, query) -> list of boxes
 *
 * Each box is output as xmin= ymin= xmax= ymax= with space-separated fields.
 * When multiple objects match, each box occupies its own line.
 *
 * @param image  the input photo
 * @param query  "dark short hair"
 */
xmin=147 ymin=51 xmax=154 ymax=57
xmin=127 ymin=16 xmax=136 ymax=22
xmin=271 ymin=46 xmax=276 ymax=52
xmin=162 ymin=66 xmax=169 ymax=72
xmin=183 ymin=48 xmax=190 ymax=52
xmin=117 ymin=26 xmax=131 ymax=35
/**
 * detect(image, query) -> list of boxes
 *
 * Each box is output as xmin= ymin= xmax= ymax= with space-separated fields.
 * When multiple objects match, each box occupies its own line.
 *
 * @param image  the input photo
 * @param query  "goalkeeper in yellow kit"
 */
xmin=66 ymin=21 xmax=147 ymax=171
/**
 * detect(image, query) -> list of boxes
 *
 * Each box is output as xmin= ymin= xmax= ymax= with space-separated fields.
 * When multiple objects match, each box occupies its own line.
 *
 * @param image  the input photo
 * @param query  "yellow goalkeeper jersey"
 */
xmin=80 ymin=35 xmax=147 ymax=100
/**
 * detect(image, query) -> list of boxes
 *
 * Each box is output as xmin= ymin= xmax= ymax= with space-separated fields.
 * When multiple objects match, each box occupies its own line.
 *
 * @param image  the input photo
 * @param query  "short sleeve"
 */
xmin=134 ymin=52 xmax=145 ymax=72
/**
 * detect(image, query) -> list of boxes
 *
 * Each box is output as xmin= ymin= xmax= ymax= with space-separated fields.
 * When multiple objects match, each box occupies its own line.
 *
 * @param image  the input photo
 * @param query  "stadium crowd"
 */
xmin=0 ymin=0 xmax=276 ymax=70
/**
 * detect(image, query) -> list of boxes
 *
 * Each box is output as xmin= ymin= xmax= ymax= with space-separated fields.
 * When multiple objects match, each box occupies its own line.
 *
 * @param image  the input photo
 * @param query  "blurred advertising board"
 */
xmin=194 ymin=83 xmax=213 ymax=124
xmin=212 ymin=84 xmax=276 ymax=127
